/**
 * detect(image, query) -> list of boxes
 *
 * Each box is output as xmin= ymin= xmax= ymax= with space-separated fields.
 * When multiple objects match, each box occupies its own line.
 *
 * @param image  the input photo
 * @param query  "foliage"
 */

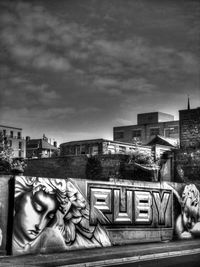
xmin=86 ymin=155 xmax=102 ymax=180
xmin=0 ymin=132 xmax=26 ymax=174
xmin=174 ymin=148 xmax=200 ymax=181
xmin=51 ymin=149 xmax=60 ymax=158
xmin=129 ymin=148 xmax=156 ymax=167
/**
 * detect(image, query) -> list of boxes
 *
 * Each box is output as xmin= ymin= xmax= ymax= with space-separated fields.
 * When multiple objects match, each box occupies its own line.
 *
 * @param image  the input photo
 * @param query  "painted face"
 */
xmin=14 ymin=190 xmax=58 ymax=245
xmin=182 ymin=199 xmax=198 ymax=230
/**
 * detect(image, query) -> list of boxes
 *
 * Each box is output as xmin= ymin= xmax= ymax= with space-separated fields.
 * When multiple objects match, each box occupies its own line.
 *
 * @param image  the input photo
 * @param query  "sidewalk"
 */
xmin=0 ymin=239 xmax=200 ymax=267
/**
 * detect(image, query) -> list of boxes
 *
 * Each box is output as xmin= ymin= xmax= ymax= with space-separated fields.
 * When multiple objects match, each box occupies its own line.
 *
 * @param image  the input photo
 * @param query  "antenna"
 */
xmin=187 ymin=94 xmax=190 ymax=110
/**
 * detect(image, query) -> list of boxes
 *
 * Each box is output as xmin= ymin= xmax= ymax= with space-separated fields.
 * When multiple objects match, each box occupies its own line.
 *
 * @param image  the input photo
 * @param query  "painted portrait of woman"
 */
xmin=12 ymin=176 xmax=111 ymax=255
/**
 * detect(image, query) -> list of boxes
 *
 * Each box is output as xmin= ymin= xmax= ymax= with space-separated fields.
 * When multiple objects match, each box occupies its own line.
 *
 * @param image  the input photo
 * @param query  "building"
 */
xmin=0 ymin=125 xmax=26 ymax=158
xmin=60 ymin=138 xmax=151 ymax=156
xmin=179 ymin=107 xmax=200 ymax=149
xmin=113 ymin=112 xmax=179 ymax=145
xmin=26 ymin=137 xmax=58 ymax=158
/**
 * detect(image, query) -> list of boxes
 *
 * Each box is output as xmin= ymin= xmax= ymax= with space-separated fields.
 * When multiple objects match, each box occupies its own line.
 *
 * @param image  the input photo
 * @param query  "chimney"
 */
xmin=53 ymin=141 xmax=57 ymax=147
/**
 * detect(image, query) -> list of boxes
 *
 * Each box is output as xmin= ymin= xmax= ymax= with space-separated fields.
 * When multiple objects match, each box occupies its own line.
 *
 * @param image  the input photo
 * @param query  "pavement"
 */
xmin=0 ymin=239 xmax=200 ymax=267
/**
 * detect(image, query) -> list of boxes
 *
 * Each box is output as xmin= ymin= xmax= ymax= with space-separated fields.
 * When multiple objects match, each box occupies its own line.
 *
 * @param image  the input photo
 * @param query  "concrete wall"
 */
xmin=0 ymin=175 xmax=200 ymax=256
xmin=24 ymin=156 xmax=88 ymax=179
xmin=24 ymin=155 xmax=155 ymax=181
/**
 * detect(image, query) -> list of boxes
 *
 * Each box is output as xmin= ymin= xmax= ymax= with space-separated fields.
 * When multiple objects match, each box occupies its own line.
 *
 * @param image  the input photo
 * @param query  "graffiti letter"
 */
xmin=134 ymin=191 xmax=152 ymax=224
xmin=90 ymin=188 xmax=112 ymax=224
xmin=153 ymin=191 xmax=170 ymax=225
xmin=113 ymin=189 xmax=133 ymax=224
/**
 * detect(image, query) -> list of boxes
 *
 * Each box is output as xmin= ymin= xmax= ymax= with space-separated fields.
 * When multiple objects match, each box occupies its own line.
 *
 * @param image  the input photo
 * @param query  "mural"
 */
xmin=0 ymin=205 xmax=2 ymax=247
xmin=175 ymin=184 xmax=200 ymax=239
xmin=0 ymin=176 xmax=9 ymax=254
xmin=0 ymin=175 xmax=197 ymax=256
xmin=89 ymin=183 xmax=172 ymax=227
xmin=12 ymin=176 xmax=111 ymax=255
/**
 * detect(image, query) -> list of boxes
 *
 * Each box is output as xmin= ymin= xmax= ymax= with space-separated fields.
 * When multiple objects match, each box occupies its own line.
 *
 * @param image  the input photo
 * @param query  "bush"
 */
xmin=86 ymin=156 xmax=102 ymax=180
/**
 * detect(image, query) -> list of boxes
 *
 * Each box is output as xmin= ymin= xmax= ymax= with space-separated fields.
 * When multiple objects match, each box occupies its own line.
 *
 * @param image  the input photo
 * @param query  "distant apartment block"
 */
xmin=113 ymin=112 xmax=179 ymax=145
xmin=179 ymin=107 xmax=200 ymax=149
xmin=0 ymin=125 xmax=26 ymax=158
xmin=60 ymin=138 xmax=151 ymax=156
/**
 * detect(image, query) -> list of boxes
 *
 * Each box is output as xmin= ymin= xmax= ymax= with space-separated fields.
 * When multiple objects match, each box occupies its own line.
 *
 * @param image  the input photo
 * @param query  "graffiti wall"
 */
xmin=0 ymin=175 xmax=10 ymax=254
xmin=172 ymin=183 xmax=200 ymax=239
xmin=0 ymin=175 xmax=198 ymax=255
xmin=12 ymin=176 xmax=111 ymax=255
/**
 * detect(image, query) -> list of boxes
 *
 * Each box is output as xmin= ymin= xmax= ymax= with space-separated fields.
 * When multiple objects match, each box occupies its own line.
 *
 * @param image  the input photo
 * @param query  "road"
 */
xmin=108 ymin=253 xmax=200 ymax=267
xmin=0 ymin=239 xmax=200 ymax=267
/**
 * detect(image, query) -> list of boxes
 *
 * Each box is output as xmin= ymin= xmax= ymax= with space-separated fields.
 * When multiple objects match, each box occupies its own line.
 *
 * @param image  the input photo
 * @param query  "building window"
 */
xmin=119 ymin=146 xmax=126 ymax=154
xmin=81 ymin=145 xmax=86 ymax=154
xmin=17 ymin=132 xmax=21 ymax=139
xmin=76 ymin=146 xmax=81 ymax=155
xmin=3 ymin=129 xmax=6 ymax=136
xmin=19 ymin=141 xmax=22 ymax=149
xmin=164 ymin=126 xmax=179 ymax=137
xmin=114 ymin=131 xmax=124 ymax=139
xmin=10 ymin=131 xmax=13 ymax=138
xmin=150 ymin=128 xmax=160 ymax=136
xmin=89 ymin=145 xmax=98 ymax=155
xmin=9 ymin=140 xmax=12 ymax=147
xmin=132 ymin=130 xmax=141 ymax=138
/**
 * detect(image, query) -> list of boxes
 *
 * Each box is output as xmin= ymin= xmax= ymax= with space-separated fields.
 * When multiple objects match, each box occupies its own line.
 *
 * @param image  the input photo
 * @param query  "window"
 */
xmin=17 ymin=132 xmax=21 ymax=139
xmin=10 ymin=131 xmax=13 ymax=138
xmin=164 ymin=126 xmax=179 ymax=137
xmin=114 ymin=131 xmax=124 ymax=139
xmin=119 ymin=146 xmax=126 ymax=154
xmin=76 ymin=145 xmax=81 ymax=155
xmin=81 ymin=145 xmax=86 ymax=154
xmin=89 ymin=145 xmax=98 ymax=155
xmin=150 ymin=128 xmax=160 ymax=136
xmin=3 ymin=129 xmax=6 ymax=136
xmin=9 ymin=140 xmax=12 ymax=147
xmin=19 ymin=141 xmax=22 ymax=149
xmin=132 ymin=130 xmax=141 ymax=138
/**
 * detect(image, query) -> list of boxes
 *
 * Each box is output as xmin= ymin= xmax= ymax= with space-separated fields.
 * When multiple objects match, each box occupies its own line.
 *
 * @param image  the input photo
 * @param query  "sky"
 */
xmin=0 ymin=0 xmax=200 ymax=145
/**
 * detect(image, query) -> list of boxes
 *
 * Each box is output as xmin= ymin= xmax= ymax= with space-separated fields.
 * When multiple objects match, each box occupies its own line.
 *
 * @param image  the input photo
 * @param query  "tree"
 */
xmin=0 ymin=131 xmax=26 ymax=174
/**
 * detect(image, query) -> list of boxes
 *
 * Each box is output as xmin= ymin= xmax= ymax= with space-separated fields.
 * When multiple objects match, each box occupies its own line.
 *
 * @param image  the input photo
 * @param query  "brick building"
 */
xmin=0 ymin=125 xmax=26 ymax=158
xmin=26 ymin=137 xmax=58 ymax=158
xmin=179 ymin=107 xmax=200 ymax=149
xmin=113 ymin=112 xmax=179 ymax=145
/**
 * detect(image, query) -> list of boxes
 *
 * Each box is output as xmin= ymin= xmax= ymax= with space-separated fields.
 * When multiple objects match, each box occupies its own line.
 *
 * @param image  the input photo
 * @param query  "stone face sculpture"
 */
xmin=12 ymin=176 xmax=111 ymax=255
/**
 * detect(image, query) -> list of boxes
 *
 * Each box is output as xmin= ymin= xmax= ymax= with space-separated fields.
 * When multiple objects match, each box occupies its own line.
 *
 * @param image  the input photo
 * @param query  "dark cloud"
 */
xmin=0 ymin=0 xmax=199 ymax=143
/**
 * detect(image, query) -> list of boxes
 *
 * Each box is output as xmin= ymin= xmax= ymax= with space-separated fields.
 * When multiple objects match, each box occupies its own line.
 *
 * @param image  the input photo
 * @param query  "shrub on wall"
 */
xmin=86 ymin=155 xmax=103 ymax=180
xmin=118 ymin=149 xmax=158 ymax=181
xmin=174 ymin=148 xmax=200 ymax=181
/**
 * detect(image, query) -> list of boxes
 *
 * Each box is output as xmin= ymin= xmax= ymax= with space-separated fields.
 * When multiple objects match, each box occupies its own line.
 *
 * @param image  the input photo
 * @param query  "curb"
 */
xmin=58 ymin=248 xmax=200 ymax=267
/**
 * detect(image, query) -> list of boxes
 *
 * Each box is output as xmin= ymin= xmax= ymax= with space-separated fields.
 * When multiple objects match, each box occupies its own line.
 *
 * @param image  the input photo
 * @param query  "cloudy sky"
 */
xmin=0 ymin=0 xmax=199 ymax=145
